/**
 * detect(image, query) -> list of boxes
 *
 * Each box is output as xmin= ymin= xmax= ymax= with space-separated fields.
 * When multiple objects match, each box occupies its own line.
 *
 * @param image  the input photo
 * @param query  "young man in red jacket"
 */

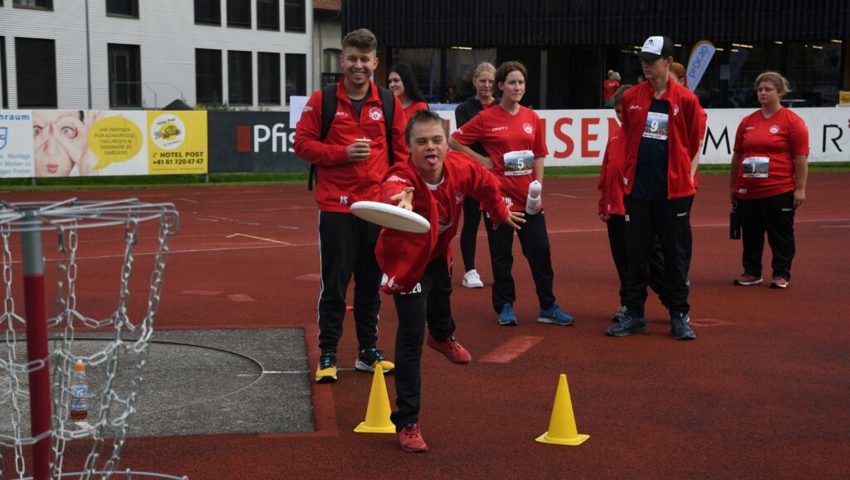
xmin=606 ymin=36 xmax=706 ymax=341
xmin=377 ymin=110 xmax=524 ymax=452
xmin=294 ymin=28 xmax=409 ymax=383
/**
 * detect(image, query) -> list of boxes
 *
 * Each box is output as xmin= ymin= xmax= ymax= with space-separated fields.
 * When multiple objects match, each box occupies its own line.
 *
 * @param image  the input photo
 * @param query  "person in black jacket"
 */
xmin=454 ymin=62 xmax=497 ymax=289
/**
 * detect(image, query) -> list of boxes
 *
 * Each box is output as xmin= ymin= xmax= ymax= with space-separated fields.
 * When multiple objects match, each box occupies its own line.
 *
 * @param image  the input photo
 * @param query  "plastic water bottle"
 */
xmin=526 ymin=180 xmax=542 ymax=215
xmin=70 ymin=360 xmax=88 ymax=420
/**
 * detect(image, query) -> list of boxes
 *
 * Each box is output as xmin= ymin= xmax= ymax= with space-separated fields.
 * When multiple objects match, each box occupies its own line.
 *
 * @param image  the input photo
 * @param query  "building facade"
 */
xmin=0 ymin=0 xmax=313 ymax=110
xmin=343 ymin=0 xmax=850 ymax=109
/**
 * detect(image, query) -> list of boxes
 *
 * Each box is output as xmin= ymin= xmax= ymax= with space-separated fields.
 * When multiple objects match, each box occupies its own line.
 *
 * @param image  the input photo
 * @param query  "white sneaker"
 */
xmin=462 ymin=269 xmax=484 ymax=288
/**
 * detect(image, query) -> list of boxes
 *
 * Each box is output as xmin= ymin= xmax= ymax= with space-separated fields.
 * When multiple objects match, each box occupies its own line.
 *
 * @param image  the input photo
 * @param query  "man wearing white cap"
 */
xmin=606 ymin=36 xmax=706 ymax=341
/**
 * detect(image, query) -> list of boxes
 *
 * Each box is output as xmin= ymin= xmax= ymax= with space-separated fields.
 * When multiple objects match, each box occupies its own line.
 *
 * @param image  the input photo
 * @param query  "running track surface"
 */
xmin=2 ymin=173 xmax=849 ymax=479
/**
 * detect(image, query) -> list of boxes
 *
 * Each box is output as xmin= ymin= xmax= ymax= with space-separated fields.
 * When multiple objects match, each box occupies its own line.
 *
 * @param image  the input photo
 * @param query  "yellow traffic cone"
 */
xmin=354 ymin=364 xmax=396 ymax=433
xmin=535 ymin=373 xmax=590 ymax=446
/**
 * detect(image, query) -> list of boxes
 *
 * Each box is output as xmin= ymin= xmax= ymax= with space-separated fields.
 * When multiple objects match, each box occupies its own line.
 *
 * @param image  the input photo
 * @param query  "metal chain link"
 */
xmin=0 ymin=200 xmax=181 ymax=480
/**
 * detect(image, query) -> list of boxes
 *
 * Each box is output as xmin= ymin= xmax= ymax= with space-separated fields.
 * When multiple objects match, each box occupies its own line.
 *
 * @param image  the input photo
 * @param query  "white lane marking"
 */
xmin=549 ymin=193 xmax=578 ymax=199
xmin=226 ymin=233 xmax=292 ymax=245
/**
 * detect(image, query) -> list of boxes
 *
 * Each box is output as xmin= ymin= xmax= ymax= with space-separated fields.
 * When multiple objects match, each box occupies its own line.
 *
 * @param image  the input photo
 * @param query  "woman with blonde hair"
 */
xmin=729 ymin=71 xmax=808 ymax=289
xmin=455 ymin=61 xmax=497 ymax=289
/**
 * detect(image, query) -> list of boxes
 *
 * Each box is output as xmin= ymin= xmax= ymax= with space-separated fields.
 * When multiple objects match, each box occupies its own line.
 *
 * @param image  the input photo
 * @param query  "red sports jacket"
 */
xmin=294 ymin=80 xmax=410 ymax=212
xmin=619 ymin=77 xmax=707 ymax=199
xmin=597 ymin=125 xmax=627 ymax=217
xmin=376 ymin=152 xmax=510 ymax=294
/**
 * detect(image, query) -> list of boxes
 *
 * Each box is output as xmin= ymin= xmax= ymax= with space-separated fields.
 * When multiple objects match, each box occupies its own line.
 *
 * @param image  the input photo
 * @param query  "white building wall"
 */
xmin=0 ymin=0 xmax=312 ymax=111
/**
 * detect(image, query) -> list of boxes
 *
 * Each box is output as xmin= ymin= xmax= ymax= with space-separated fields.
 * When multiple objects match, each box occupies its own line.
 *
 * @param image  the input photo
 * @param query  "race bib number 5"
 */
xmin=502 ymin=150 xmax=534 ymax=177
xmin=642 ymin=111 xmax=669 ymax=141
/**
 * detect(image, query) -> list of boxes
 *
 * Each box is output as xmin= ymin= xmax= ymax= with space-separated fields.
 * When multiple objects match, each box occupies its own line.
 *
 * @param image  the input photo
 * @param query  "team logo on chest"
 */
xmin=673 ymin=104 xmax=680 ymax=116
xmin=523 ymin=123 xmax=533 ymax=134
xmin=455 ymin=192 xmax=464 ymax=204
xmin=369 ymin=107 xmax=383 ymax=121
xmin=769 ymin=124 xmax=780 ymax=134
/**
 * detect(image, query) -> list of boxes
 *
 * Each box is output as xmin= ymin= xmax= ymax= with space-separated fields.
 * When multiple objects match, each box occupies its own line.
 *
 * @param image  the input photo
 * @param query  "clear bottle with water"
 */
xmin=526 ymin=180 xmax=542 ymax=215
xmin=70 ymin=360 xmax=88 ymax=420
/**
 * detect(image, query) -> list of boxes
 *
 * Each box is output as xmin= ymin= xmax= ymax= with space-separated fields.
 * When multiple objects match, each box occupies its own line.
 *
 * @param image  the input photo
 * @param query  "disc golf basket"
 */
xmin=0 ymin=199 xmax=186 ymax=480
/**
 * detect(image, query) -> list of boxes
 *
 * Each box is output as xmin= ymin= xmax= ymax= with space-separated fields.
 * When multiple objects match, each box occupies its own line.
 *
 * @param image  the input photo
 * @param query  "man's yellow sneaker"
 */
xmin=315 ymin=353 xmax=337 ymax=383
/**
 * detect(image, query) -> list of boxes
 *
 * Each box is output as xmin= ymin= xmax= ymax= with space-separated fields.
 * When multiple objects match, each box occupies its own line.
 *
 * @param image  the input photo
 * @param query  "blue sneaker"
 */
xmin=498 ymin=304 xmax=517 ymax=326
xmin=538 ymin=303 xmax=575 ymax=326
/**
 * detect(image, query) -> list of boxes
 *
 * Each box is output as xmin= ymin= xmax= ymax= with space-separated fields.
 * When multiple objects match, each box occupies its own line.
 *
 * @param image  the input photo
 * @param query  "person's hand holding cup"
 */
xmin=347 ymin=138 xmax=371 ymax=163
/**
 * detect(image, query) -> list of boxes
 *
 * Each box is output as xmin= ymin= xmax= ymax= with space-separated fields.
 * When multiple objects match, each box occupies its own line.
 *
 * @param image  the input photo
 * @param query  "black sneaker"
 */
xmin=354 ymin=347 xmax=395 ymax=374
xmin=606 ymin=313 xmax=647 ymax=337
xmin=315 ymin=352 xmax=337 ymax=383
xmin=670 ymin=312 xmax=697 ymax=340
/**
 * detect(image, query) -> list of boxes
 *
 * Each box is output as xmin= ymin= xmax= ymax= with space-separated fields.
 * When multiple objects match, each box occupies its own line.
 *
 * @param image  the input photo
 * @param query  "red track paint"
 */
xmin=479 ymin=336 xmax=544 ymax=363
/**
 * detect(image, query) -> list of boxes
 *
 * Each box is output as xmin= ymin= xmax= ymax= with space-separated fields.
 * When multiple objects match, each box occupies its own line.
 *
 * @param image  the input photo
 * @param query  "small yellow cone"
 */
xmin=535 ymin=373 xmax=589 ymax=446
xmin=354 ymin=365 xmax=396 ymax=434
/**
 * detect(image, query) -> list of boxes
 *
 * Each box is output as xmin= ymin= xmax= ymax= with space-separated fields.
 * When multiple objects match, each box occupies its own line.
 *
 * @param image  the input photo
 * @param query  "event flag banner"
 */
xmin=0 ymin=110 xmax=35 ymax=178
xmin=687 ymin=40 xmax=716 ymax=92
xmin=148 ymin=111 xmax=208 ymax=175
xmin=0 ymin=109 xmax=208 ymax=178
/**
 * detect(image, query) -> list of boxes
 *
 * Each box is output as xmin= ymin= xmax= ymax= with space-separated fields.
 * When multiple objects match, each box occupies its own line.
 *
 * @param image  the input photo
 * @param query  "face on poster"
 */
xmin=31 ymin=110 xmax=148 ymax=177
xmin=0 ymin=110 xmax=35 ymax=178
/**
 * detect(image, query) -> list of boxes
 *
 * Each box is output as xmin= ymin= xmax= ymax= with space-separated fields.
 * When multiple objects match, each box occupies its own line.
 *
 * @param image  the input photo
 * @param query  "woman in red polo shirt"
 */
xmin=449 ymin=60 xmax=574 ymax=327
xmin=729 ymin=71 xmax=809 ymax=289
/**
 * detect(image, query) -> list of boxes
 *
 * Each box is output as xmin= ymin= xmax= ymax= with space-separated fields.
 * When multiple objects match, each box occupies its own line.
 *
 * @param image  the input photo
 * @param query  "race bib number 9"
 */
xmin=642 ymin=111 xmax=669 ymax=141
xmin=742 ymin=156 xmax=770 ymax=178
xmin=502 ymin=150 xmax=534 ymax=177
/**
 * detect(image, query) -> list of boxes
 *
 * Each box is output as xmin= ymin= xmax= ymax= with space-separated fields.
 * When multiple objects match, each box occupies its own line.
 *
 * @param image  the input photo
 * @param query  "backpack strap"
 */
xmin=379 ymin=87 xmax=396 ymax=166
xmin=308 ymin=83 xmax=339 ymax=191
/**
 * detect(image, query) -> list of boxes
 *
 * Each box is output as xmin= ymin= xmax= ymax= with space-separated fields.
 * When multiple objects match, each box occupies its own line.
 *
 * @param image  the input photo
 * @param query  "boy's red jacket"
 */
xmin=598 ymin=125 xmax=627 ymax=217
xmin=376 ymin=152 xmax=510 ymax=294
xmin=294 ymin=79 xmax=409 ymax=212
xmin=619 ymin=77 xmax=707 ymax=199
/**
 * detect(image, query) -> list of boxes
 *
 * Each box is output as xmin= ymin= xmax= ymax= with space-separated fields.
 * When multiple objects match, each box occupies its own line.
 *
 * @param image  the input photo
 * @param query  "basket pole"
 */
xmin=21 ymin=212 xmax=52 ymax=480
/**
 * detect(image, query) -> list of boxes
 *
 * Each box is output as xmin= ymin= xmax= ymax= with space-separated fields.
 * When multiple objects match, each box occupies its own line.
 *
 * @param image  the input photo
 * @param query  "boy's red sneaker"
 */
xmin=426 ymin=335 xmax=471 ymax=364
xmin=399 ymin=423 xmax=428 ymax=453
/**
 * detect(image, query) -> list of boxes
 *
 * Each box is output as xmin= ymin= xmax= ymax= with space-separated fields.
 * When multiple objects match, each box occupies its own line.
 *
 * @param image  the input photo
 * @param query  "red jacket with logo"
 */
xmin=598 ymin=125 xmax=626 ymax=217
xmin=294 ymin=79 xmax=410 ymax=212
xmin=376 ymin=152 xmax=510 ymax=294
xmin=619 ymin=77 xmax=707 ymax=199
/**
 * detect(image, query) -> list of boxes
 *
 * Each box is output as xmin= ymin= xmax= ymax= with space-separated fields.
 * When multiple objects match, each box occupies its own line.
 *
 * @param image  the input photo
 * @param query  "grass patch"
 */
xmin=1 ymin=162 xmax=847 ymax=191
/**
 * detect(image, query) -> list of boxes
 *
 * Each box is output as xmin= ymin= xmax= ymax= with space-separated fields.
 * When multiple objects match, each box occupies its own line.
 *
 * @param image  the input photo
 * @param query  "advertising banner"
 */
xmin=0 ymin=110 xmax=208 ymax=178
xmin=207 ymin=111 xmax=305 ymax=173
xmin=437 ymin=107 xmax=850 ymax=166
xmin=0 ymin=111 xmax=35 ymax=178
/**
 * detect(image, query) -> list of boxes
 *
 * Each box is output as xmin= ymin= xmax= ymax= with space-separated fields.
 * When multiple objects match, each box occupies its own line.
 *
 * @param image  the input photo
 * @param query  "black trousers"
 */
xmin=460 ymin=197 xmax=483 ymax=272
xmin=622 ymin=195 xmax=694 ymax=318
xmin=738 ymin=191 xmax=796 ymax=280
xmin=606 ymin=214 xmax=669 ymax=307
xmin=483 ymin=211 xmax=556 ymax=313
xmin=317 ymin=211 xmax=382 ymax=354
xmin=391 ymin=257 xmax=457 ymax=430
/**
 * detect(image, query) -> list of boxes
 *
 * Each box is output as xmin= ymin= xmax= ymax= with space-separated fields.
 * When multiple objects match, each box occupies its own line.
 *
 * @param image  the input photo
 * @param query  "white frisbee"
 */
xmin=350 ymin=201 xmax=430 ymax=233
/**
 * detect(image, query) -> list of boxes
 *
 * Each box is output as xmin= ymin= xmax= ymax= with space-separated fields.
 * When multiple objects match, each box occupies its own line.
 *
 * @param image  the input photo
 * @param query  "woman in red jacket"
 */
xmin=729 ymin=72 xmax=809 ymax=289
xmin=388 ymin=63 xmax=429 ymax=122
xmin=449 ymin=61 xmax=574 ymax=327
xmin=377 ymin=110 xmax=523 ymax=452
xmin=607 ymin=36 xmax=706 ymax=341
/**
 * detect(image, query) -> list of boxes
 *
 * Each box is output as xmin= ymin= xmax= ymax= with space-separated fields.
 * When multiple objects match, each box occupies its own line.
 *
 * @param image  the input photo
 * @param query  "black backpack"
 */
xmin=307 ymin=84 xmax=396 ymax=191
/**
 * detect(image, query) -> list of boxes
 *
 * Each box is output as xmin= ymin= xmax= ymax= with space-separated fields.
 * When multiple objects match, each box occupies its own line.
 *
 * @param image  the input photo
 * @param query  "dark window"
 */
xmin=15 ymin=37 xmax=56 ymax=108
xmin=106 ymin=0 xmax=138 ymax=17
xmin=227 ymin=0 xmax=251 ymax=28
xmin=257 ymin=0 xmax=279 ymax=31
xmin=13 ymin=0 xmax=52 ymax=10
xmin=194 ymin=0 xmax=220 ymax=25
xmin=285 ymin=53 xmax=306 ymax=106
xmin=228 ymin=50 xmax=253 ymax=105
xmin=0 ymin=37 xmax=7 ymax=108
xmin=284 ymin=0 xmax=305 ymax=32
xmin=108 ymin=43 xmax=142 ymax=108
xmin=195 ymin=49 xmax=223 ymax=104
xmin=258 ymin=52 xmax=280 ymax=105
